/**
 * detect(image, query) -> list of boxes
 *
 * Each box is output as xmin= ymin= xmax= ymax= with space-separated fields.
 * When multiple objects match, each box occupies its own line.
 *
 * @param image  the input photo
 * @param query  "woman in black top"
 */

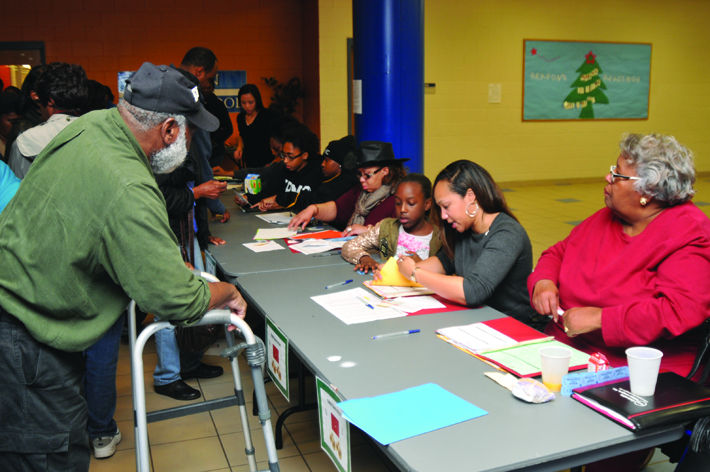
xmin=235 ymin=84 xmax=273 ymax=168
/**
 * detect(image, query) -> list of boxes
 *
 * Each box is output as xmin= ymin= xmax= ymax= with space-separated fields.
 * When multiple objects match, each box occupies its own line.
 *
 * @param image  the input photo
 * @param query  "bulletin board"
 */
xmin=522 ymin=39 xmax=651 ymax=121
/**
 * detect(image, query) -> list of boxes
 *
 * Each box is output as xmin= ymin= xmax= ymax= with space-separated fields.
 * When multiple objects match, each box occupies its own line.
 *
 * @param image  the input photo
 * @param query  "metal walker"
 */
xmin=128 ymin=272 xmax=280 ymax=471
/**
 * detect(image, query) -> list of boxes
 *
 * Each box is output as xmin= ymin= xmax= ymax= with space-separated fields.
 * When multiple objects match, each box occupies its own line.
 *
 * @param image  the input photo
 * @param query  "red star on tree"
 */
xmin=585 ymin=51 xmax=596 ymax=64
xmin=531 ymin=48 xmax=537 ymax=55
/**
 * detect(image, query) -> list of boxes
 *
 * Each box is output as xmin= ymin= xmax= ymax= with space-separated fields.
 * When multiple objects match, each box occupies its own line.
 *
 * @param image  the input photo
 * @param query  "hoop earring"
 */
xmin=640 ymin=197 xmax=649 ymax=206
xmin=465 ymin=202 xmax=479 ymax=218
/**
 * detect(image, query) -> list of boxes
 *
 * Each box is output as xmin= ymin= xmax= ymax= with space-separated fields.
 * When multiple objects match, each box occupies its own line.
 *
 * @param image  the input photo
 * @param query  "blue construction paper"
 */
xmin=337 ymin=383 xmax=487 ymax=445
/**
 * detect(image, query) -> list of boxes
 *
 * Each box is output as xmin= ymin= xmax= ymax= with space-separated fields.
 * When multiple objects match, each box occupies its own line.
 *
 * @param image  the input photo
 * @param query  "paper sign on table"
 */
xmin=316 ymin=377 xmax=351 ymax=472
xmin=266 ymin=318 xmax=289 ymax=401
xmin=337 ymin=383 xmax=487 ymax=445
xmin=371 ymin=257 xmax=422 ymax=287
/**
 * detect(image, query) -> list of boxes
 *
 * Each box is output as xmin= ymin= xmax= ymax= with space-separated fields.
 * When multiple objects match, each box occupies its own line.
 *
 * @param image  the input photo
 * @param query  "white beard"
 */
xmin=151 ymin=125 xmax=188 ymax=174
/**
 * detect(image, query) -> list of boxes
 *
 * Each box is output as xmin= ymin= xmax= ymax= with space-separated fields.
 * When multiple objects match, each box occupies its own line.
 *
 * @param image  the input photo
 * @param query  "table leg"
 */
xmin=273 ymin=358 xmax=317 ymax=449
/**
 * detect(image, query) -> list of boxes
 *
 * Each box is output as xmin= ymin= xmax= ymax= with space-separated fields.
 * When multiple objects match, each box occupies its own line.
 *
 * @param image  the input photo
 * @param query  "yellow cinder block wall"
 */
xmin=319 ymin=0 xmax=710 ymax=183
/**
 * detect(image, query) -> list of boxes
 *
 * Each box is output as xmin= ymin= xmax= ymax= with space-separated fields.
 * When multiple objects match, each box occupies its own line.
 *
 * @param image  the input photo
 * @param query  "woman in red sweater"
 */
xmin=529 ymin=133 xmax=710 ymax=376
xmin=529 ymin=133 xmax=710 ymax=471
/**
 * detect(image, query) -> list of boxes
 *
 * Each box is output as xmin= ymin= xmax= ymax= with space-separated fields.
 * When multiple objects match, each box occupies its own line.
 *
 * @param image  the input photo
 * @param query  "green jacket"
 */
xmin=0 ymin=108 xmax=211 ymax=351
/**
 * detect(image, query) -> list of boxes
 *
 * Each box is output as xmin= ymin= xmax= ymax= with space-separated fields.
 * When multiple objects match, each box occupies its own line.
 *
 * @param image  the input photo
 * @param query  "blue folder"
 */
xmin=337 ymin=383 xmax=487 ymax=445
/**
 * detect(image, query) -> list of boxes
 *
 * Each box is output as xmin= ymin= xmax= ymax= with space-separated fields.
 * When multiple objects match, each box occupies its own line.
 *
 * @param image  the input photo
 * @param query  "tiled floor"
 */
xmin=90 ymin=176 xmax=710 ymax=471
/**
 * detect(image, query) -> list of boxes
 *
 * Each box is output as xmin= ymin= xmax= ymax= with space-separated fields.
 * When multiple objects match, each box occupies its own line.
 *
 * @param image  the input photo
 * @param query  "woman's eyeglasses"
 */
xmin=609 ymin=165 xmax=640 ymax=183
xmin=358 ymin=167 xmax=383 ymax=180
xmin=280 ymin=151 xmax=305 ymax=161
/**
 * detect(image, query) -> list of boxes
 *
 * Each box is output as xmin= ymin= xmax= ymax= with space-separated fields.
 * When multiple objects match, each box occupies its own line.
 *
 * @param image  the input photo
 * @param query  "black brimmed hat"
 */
xmin=123 ymin=62 xmax=218 ymax=132
xmin=357 ymin=141 xmax=409 ymax=168
xmin=323 ymin=135 xmax=358 ymax=170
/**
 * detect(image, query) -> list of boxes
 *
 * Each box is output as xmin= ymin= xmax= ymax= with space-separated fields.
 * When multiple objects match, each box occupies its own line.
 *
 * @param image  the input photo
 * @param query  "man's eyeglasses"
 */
xmin=280 ymin=151 xmax=305 ymax=161
xmin=609 ymin=165 xmax=640 ymax=183
xmin=358 ymin=167 xmax=383 ymax=180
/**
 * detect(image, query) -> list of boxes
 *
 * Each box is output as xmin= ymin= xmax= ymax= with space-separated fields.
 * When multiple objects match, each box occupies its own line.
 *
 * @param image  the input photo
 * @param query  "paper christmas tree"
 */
xmin=563 ymin=51 xmax=609 ymax=118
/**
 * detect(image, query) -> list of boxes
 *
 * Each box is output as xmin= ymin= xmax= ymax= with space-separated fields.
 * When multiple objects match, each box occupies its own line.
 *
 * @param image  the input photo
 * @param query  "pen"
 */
xmin=324 ymin=279 xmax=353 ymax=290
xmin=357 ymin=296 xmax=375 ymax=310
xmin=312 ymin=251 xmax=341 ymax=257
xmin=372 ymin=329 xmax=421 ymax=340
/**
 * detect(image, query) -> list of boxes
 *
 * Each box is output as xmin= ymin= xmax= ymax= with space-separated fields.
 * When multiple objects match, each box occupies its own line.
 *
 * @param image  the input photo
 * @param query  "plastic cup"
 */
xmin=539 ymin=346 xmax=572 ymax=392
xmin=626 ymin=347 xmax=663 ymax=396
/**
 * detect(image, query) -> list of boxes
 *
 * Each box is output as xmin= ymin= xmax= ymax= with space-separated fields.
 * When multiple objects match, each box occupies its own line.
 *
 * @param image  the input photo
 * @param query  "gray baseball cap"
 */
xmin=123 ymin=62 xmax=218 ymax=132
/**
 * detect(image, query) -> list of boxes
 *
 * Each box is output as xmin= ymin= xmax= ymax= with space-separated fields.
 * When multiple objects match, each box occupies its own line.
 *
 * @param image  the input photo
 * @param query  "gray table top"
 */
xmin=207 ymin=193 xmax=348 ymax=277
xmin=235 ymin=264 xmax=684 ymax=472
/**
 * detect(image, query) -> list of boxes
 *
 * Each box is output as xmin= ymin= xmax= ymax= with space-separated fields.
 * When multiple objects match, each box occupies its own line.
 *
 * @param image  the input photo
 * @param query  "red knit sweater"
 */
xmin=528 ymin=202 xmax=710 ymax=376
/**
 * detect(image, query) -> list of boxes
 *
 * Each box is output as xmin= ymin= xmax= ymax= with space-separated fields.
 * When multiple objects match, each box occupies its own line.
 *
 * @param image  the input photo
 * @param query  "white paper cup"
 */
xmin=626 ymin=346 xmax=663 ymax=396
xmin=539 ymin=346 xmax=572 ymax=392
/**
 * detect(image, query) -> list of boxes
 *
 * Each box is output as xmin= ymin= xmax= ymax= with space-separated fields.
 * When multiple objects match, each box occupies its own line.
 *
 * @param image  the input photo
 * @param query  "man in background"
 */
xmin=178 ymin=46 xmax=230 ymax=223
xmin=0 ymin=90 xmax=21 ymax=162
xmin=7 ymin=62 xmax=88 ymax=178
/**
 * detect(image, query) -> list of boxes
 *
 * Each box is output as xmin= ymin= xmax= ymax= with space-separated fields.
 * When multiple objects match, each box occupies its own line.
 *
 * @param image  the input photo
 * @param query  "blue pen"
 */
xmin=372 ymin=329 xmax=421 ymax=340
xmin=324 ymin=279 xmax=353 ymax=290
xmin=357 ymin=296 xmax=375 ymax=310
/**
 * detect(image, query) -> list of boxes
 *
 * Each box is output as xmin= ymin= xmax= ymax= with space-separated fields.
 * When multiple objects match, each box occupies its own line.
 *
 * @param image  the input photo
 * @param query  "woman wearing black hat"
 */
xmin=288 ymin=141 xmax=407 ymax=235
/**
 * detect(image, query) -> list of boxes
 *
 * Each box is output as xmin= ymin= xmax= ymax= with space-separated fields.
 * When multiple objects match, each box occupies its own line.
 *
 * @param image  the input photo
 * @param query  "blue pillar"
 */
xmin=353 ymin=0 xmax=424 ymax=173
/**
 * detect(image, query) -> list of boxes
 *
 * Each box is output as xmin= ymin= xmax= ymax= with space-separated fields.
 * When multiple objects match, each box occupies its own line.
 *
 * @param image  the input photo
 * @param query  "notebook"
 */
xmin=437 ymin=317 xmax=589 ymax=377
xmin=572 ymin=372 xmax=710 ymax=431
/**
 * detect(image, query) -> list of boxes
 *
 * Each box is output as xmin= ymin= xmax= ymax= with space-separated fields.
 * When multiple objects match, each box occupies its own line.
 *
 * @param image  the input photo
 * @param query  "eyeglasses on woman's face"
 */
xmin=609 ymin=165 xmax=641 ymax=184
xmin=358 ymin=167 xmax=383 ymax=180
xmin=280 ymin=151 xmax=305 ymax=161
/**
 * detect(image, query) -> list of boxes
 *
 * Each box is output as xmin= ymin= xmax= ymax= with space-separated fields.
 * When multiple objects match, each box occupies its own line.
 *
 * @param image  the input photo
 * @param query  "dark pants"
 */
xmin=83 ymin=313 xmax=124 ymax=440
xmin=0 ymin=309 xmax=90 ymax=471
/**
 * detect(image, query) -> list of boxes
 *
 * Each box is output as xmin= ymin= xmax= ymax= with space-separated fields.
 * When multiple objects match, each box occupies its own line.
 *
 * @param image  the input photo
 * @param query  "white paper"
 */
xmin=243 ymin=240 xmax=285 ymax=252
xmin=436 ymin=323 xmax=519 ymax=354
xmin=363 ymin=282 xmax=435 ymax=298
xmin=256 ymin=212 xmax=294 ymax=225
xmin=290 ymin=239 xmax=346 ymax=255
xmin=311 ymin=288 xmax=406 ymax=325
xmin=383 ymin=296 xmax=445 ymax=313
xmin=253 ymin=228 xmax=298 ymax=240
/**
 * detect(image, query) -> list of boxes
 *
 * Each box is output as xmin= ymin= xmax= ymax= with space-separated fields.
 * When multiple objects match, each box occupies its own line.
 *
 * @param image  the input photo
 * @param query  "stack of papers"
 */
xmin=253 ymin=228 xmax=298 ymax=240
xmin=337 ymin=383 xmax=487 ymax=445
xmin=311 ymin=288 xmax=405 ymax=324
xmin=289 ymin=239 xmax=347 ymax=255
xmin=437 ymin=317 xmax=550 ymax=354
xmin=243 ymin=240 xmax=285 ymax=252
xmin=311 ymin=288 xmax=446 ymax=324
xmin=364 ymin=280 xmax=434 ymax=298
xmin=437 ymin=317 xmax=589 ymax=377
xmin=290 ymin=229 xmax=344 ymax=240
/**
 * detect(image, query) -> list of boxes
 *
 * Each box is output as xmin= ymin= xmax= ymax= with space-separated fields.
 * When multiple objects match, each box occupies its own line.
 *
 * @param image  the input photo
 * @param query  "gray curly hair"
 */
xmin=620 ymin=133 xmax=695 ymax=205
